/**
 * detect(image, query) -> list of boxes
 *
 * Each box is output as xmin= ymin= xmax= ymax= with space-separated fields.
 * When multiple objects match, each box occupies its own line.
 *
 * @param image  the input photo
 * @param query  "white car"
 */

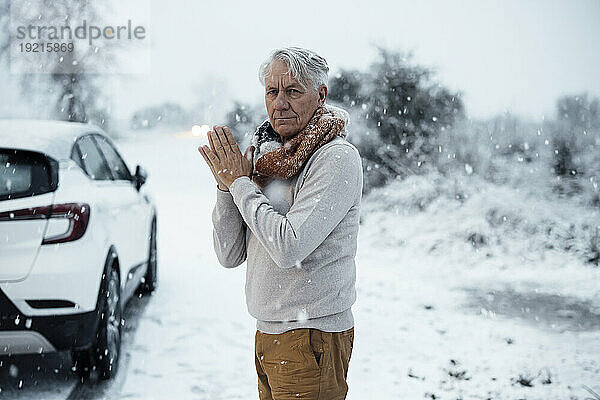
xmin=0 ymin=120 xmax=157 ymax=380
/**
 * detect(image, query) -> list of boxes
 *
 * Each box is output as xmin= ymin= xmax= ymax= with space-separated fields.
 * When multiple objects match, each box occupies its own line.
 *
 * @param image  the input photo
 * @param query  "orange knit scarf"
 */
xmin=251 ymin=105 xmax=347 ymax=188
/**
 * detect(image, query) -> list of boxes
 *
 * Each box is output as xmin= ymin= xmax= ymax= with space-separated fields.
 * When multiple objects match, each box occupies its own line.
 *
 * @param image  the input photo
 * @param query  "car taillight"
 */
xmin=42 ymin=203 xmax=91 ymax=244
xmin=0 ymin=203 xmax=90 ymax=244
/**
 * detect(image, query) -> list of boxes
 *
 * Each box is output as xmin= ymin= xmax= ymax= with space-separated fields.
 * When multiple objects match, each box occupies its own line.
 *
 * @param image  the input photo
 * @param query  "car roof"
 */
xmin=0 ymin=119 xmax=104 ymax=161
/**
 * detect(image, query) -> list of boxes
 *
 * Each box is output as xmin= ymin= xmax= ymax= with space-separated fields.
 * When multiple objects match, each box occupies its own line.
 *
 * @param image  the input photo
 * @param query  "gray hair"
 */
xmin=258 ymin=47 xmax=329 ymax=91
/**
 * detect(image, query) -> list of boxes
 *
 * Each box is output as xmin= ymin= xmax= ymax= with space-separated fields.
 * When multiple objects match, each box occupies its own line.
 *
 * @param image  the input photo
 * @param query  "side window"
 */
xmin=93 ymin=135 xmax=132 ymax=181
xmin=75 ymin=136 xmax=113 ymax=181
xmin=70 ymin=144 xmax=85 ymax=171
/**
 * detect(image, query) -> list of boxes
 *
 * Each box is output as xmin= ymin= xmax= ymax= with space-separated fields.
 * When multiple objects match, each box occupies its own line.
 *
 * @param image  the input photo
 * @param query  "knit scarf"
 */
xmin=250 ymin=104 xmax=349 ymax=188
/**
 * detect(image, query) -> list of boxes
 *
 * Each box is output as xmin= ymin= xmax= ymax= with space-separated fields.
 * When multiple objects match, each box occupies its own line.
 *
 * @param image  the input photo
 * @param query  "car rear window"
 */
xmin=0 ymin=149 xmax=58 ymax=201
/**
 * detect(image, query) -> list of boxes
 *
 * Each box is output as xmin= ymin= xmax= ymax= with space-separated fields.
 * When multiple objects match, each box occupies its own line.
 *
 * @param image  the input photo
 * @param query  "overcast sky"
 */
xmin=3 ymin=0 xmax=600 ymax=123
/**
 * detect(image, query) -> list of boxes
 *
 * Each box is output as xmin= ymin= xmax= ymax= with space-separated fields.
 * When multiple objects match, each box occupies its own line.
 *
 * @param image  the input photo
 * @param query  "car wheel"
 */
xmin=96 ymin=266 xmax=122 ymax=379
xmin=141 ymin=217 xmax=158 ymax=293
xmin=72 ymin=264 xmax=122 ymax=380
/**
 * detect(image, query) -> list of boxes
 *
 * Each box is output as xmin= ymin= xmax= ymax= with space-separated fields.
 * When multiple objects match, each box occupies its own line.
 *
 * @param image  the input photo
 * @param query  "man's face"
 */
xmin=264 ymin=60 xmax=327 ymax=139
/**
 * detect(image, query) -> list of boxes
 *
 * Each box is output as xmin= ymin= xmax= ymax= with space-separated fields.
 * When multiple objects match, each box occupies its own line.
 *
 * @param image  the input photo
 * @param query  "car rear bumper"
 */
xmin=0 ymin=331 xmax=57 ymax=355
xmin=0 ymin=237 xmax=108 ymax=316
xmin=0 ymin=288 xmax=98 ymax=355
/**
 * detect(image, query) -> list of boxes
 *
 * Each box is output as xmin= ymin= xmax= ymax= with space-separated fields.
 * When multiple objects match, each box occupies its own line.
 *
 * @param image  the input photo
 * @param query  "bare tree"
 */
xmin=0 ymin=0 xmax=114 ymax=128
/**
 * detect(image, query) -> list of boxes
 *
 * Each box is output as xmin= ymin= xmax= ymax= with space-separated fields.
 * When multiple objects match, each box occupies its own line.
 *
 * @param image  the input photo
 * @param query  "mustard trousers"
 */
xmin=254 ymin=327 xmax=354 ymax=400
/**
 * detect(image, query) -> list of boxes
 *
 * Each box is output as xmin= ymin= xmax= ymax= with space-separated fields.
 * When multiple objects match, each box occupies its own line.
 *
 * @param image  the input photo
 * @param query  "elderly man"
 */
xmin=198 ymin=47 xmax=363 ymax=400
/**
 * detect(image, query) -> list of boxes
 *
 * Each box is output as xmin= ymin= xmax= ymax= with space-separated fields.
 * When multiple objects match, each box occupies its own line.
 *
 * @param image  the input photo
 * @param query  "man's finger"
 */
xmin=243 ymin=145 xmax=255 ymax=177
xmin=207 ymin=130 xmax=221 ymax=161
xmin=223 ymin=126 xmax=241 ymax=155
xmin=211 ymin=127 xmax=228 ymax=161
xmin=206 ymin=131 xmax=216 ymax=158
xmin=201 ymin=145 xmax=219 ymax=168
xmin=198 ymin=145 xmax=210 ymax=165
xmin=212 ymin=126 xmax=225 ymax=146
xmin=243 ymin=145 xmax=255 ymax=161
xmin=200 ymin=146 xmax=230 ymax=187
xmin=203 ymin=145 xmax=220 ymax=165
xmin=199 ymin=146 xmax=217 ymax=172
xmin=215 ymin=126 xmax=231 ymax=151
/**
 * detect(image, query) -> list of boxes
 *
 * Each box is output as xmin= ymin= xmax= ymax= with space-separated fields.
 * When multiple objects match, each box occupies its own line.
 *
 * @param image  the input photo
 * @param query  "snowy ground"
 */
xmin=1 ymin=129 xmax=599 ymax=399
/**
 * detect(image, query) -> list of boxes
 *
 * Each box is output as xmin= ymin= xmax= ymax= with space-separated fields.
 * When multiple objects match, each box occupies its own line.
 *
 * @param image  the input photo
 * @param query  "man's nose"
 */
xmin=274 ymin=92 xmax=290 ymax=111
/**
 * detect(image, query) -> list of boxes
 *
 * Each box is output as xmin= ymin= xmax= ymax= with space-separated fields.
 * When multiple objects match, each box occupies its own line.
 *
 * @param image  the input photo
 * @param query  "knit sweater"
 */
xmin=211 ymin=136 xmax=363 ymax=333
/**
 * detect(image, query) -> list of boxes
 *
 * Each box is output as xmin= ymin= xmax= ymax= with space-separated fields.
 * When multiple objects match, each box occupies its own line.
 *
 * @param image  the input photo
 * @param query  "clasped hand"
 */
xmin=198 ymin=125 xmax=255 ymax=190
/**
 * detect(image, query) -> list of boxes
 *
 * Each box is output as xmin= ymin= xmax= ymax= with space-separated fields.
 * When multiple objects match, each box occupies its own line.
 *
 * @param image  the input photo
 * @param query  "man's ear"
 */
xmin=317 ymin=85 xmax=328 ymax=105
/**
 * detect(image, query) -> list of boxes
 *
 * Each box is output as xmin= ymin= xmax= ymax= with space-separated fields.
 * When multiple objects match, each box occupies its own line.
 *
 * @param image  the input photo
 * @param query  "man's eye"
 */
xmin=289 ymin=89 xmax=301 ymax=94
xmin=267 ymin=90 xmax=277 ymax=95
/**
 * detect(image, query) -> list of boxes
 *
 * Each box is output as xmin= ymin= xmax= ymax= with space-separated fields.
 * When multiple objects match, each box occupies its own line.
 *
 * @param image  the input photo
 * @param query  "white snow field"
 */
xmin=1 ymin=129 xmax=598 ymax=399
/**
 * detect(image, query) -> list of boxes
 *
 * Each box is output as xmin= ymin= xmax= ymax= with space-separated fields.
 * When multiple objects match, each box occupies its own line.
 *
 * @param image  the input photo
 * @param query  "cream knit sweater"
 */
xmin=211 ymin=136 xmax=363 ymax=333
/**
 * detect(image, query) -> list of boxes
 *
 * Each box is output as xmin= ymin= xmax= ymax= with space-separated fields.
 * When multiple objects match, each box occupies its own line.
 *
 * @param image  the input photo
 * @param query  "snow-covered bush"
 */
xmin=434 ymin=96 xmax=600 ymax=208
xmin=328 ymin=48 xmax=465 ymax=192
xmin=362 ymin=170 xmax=600 ymax=266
